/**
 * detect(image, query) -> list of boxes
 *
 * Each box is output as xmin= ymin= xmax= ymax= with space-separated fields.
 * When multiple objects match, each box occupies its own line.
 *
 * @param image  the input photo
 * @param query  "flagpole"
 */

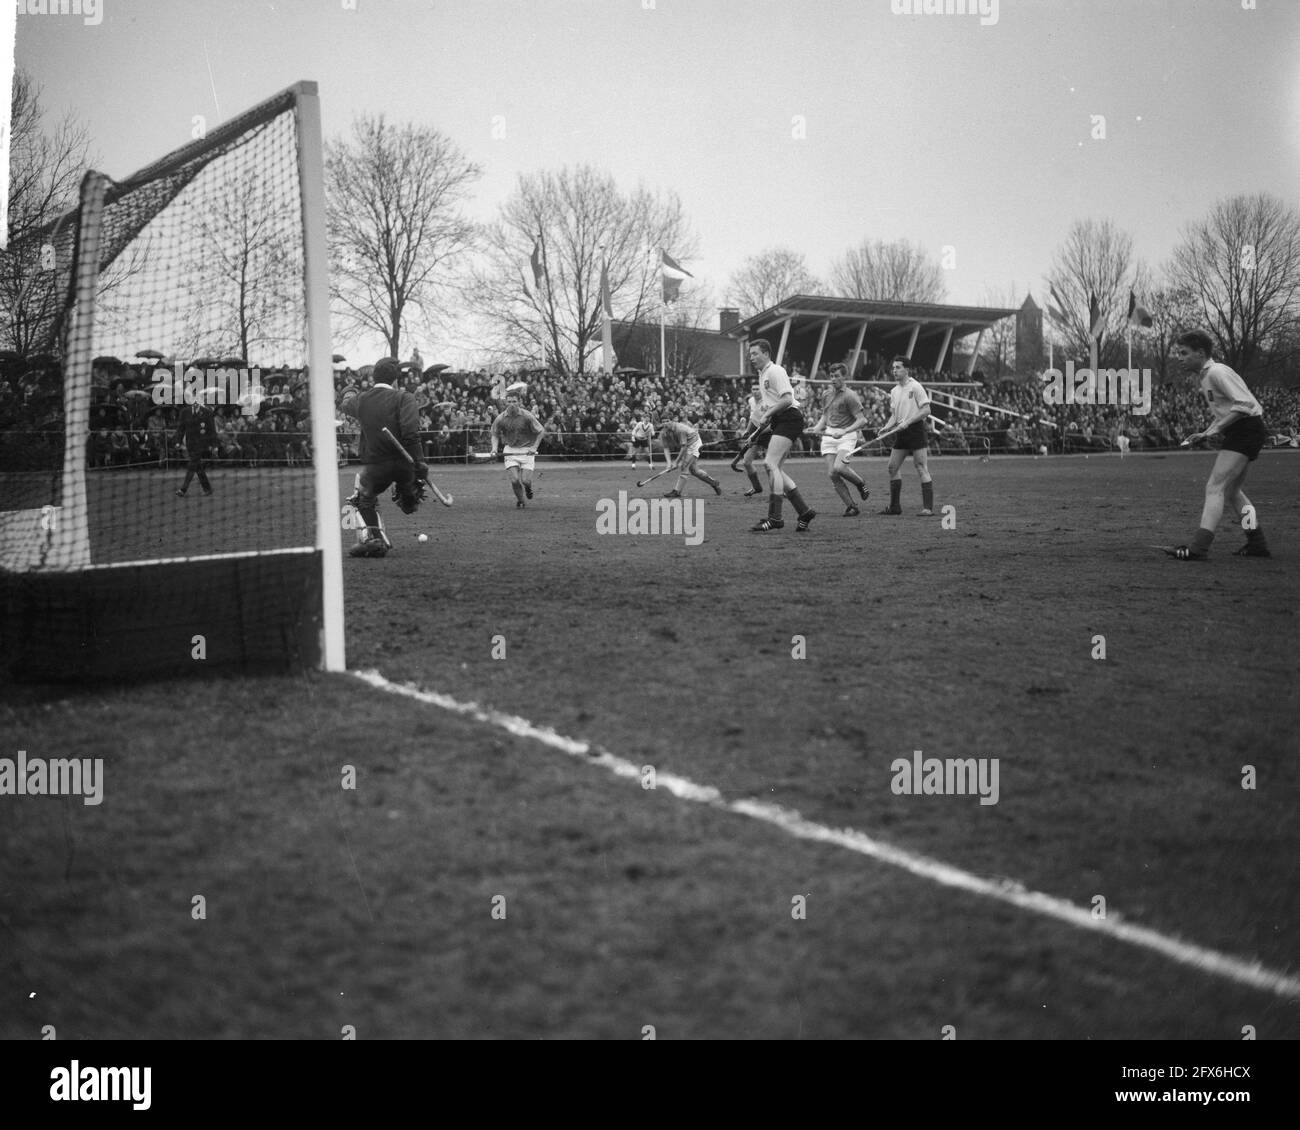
xmin=660 ymin=303 xmax=666 ymax=381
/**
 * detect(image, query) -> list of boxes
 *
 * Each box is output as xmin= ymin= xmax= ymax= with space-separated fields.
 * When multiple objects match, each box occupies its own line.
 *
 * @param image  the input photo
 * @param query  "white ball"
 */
xmin=417 ymin=533 xmax=428 ymax=543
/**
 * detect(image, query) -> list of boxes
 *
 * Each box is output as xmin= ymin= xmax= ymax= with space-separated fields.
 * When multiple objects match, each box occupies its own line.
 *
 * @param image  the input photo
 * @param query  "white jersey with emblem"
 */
xmin=759 ymin=362 xmax=795 ymax=412
xmin=889 ymin=377 xmax=930 ymax=428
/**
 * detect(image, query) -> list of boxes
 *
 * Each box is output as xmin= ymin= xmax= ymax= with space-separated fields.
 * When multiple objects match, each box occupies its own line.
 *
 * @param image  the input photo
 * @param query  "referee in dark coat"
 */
xmin=339 ymin=357 xmax=427 ymax=557
xmin=175 ymin=375 xmax=218 ymax=496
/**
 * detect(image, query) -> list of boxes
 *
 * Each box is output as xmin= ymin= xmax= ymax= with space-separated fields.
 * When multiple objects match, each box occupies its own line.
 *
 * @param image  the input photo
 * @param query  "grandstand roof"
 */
xmin=724 ymin=294 xmax=1018 ymax=376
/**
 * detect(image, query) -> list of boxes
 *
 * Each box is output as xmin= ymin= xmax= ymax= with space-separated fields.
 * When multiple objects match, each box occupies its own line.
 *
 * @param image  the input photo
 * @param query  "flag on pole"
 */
xmin=529 ymin=240 xmax=547 ymax=293
xmin=1045 ymin=282 xmax=1071 ymax=330
xmin=661 ymin=250 xmax=692 ymax=304
xmin=600 ymin=257 xmax=615 ymax=373
xmin=1088 ymin=292 xmax=1104 ymax=339
xmin=1127 ymin=290 xmax=1153 ymax=328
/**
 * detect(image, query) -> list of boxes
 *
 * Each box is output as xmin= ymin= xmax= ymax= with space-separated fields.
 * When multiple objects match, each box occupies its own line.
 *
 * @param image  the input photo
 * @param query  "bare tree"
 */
xmin=830 ymin=238 xmax=945 ymax=303
xmin=725 ymin=247 xmax=820 ymax=317
xmin=1167 ymin=192 xmax=1300 ymax=374
xmin=326 ymin=115 xmax=480 ymax=358
xmin=469 ymin=165 xmax=694 ymax=376
xmin=975 ymin=285 xmax=1018 ymax=378
xmin=176 ymin=170 xmax=301 ymax=364
xmin=0 ymin=71 xmax=92 ymax=355
xmin=1044 ymin=219 xmax=1145 ymax=367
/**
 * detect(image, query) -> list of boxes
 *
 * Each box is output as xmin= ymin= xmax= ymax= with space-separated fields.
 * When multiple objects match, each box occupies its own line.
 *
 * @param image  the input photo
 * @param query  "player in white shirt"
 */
xmin=748 ymin=338 xmax=816 ymax=532
xmin=733 ymin=383 xmax=771 ymax=498
xmin=880 ymin=356 xmax=935 ymax=516
xmin=658 ymin=414 xmax=722 ymax=498
xmin=1165 ymin=330 xmax=1270 ymax=560
xmin=629 ymin=415 xmax=655 ymax=471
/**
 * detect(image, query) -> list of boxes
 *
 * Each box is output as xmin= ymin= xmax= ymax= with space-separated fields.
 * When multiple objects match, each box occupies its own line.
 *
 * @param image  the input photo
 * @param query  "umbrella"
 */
xmin=220 ymin=357 xmax=247 ymax=368
xmin=423 ymin=363 xmax=450 ymax=376
xmin=189 ymin=357 xmax=220 ymax=368
xmin=123 ymin=389 xmax=153 ymax=400
xmin=134 ymin=349 xmax=165 ymax=359
xmin=93 ymin=355 xmax=123 ymax=368
xmin=332 ymin=353 xmax=347 ymax=364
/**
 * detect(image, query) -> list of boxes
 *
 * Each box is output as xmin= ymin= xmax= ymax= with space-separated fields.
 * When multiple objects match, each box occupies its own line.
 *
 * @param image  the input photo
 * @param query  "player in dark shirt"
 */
xmin=339 ymin=357 xmax=428 ymax=558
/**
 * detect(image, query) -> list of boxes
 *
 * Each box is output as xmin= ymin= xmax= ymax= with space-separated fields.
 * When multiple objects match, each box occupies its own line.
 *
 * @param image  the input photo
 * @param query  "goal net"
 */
xmin=0 ymin=81 xmax=343 ymax=681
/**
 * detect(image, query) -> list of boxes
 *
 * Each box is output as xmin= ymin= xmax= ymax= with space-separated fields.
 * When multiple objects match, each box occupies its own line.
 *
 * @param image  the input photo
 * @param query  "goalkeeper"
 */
xmin=339 ymin=357 xmax=428 ymax=558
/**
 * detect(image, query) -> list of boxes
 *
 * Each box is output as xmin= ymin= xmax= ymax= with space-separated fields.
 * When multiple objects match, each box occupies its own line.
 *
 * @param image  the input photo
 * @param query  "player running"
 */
xmin=339 ymin=357 xmax=428 ymax=558
xmin=748 ymin=338 xmax=816 ymax=532
xmin=1165 ymin=330 xmax=1271 ymax=560
xmin=174 ymin=372 xmax=218 ymax=497
xmin=806 ymin=362 xmax=871 ymax=516
xmin=658 ymin=411 xmax=722 ymax=498
xmin=490 ymin=391 xmax=546 ymax=508
xmin=880 ymin=356 xmax=935 ymax=516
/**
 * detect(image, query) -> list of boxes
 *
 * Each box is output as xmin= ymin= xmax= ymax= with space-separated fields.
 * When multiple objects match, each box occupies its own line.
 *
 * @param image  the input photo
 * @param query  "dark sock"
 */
xmin=922 ymin=480 xmax=933 ymax=510
xmin=1246 ymin=525 xmax=1267 ymax=545
xmin=767 ymin=493 xmax=784 ymax=521
xmin=360 ymin=506 xmax=380 ymax=532
xmin=841 ymin=468 xmax=865 ymax=488
xmin=511 ymin=481 xmax=524 ymax=501
xmin=1190 ymin=527 xmax=1214 ymax=554
xmin=181 ymin=473 xmax=193 ymax=491
xmin=785 ymin=486 xmax=810 ymax=516
xmin=890 ymin=480 xmax=902 ymax=510
xmin=747 ymin=471 xmax=761 ymax=490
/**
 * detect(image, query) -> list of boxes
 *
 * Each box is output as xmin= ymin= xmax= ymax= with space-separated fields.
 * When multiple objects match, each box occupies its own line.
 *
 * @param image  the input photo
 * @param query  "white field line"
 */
xmin=352 ymin=668 xmax=1300 ymax=1001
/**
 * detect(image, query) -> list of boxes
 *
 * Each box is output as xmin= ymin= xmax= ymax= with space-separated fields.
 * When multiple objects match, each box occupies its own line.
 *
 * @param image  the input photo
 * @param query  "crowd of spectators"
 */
xmin=3 ymin=355 xmax=1300 ymax=472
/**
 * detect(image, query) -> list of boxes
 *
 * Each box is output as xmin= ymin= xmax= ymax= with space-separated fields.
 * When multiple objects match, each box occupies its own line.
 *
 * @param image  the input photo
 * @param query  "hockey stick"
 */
xmin=636 ymin=463 xmax=678 ymax=489
xmin=729 ymin=421 xmax=772 ymax=471
xmin=381 ymin=426 xmax=454 ymax=506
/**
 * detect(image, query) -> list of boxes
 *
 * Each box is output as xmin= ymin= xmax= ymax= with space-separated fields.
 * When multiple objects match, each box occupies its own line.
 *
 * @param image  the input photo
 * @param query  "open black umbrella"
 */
xmin=93 ymin=355 xmax=123 ymax=368
xmin=219 ymin=357 xmax=247 ymax=368
xmin=423 ymin=363 xmax=451 ymax=377
xmin=332 ymin=353 xmax=347 ymax=364
xmin=135 ymin=349 xmax=166 ymax=360
xmin=189 ymin=357 xmax=220 ymax=368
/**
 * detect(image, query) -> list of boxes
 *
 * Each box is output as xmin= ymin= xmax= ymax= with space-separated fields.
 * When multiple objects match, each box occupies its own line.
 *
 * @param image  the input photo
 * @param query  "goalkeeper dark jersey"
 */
xmin=341 ymin=383 xmax=422 ymax=464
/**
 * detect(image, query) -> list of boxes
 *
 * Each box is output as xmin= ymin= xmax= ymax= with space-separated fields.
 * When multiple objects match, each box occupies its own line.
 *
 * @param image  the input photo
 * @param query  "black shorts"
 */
xmin=1220 ymin=415 xmax=1266 ymax=462
xmin=892 ymin=420 xmax=929 ymax=452
xmin=633 ymin=438 xmax=649 ymax=450
xmin=768 ymin=406 xmax=805 ymax=442
xmin=358 ymin=458 xmax=414 ymax=503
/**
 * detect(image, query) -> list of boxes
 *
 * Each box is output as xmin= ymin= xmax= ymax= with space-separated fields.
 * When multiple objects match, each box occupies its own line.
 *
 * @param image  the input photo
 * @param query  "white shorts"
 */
xmin=820 ymin=432 xmax=858 ymax=459
xmin=677 ymin=438 xmax=702 ymax=462
xmin=504 ymin=447 xmax=535 ymax=471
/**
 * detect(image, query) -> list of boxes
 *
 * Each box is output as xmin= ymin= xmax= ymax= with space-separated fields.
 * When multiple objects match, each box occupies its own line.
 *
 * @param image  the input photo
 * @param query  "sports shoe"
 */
xmin=750 ymin=517 xmax=785 ymax=531
xmin=524 ymin=483 xmax=533 ymax=499
xmin=857 ymin=483 xmax=870 ymax=501
xmin=663 ymin=489 xmax=682 ymax=498
xmin=918 ymin=508 xmax=933 ymax=516
xmin=843 ymin=505 xmax=860 ymax=517
xmin=349 ymin=540 xmax=388 ymax=558
xmin=743 ymin=487 xmax=762 ymax=498
xmin=1232 ymin=542 xmax=1271 ymax=557
xmin=879 ymin=506 xmax=902 ymax=515
xmin=1165 ymin=545 xmax=1207 ymax=560
xmin=201 ymin=488 xmax=213 ymax=496
xmin=175 ymin=489 xmax=186 ymax=497
xmin=711 ymin=481 xmax=722 ymax=496
xmin=516 ymin=499 xmax=526 ymax=508
xmin=796 ymin=509 xmax=817 ymax=532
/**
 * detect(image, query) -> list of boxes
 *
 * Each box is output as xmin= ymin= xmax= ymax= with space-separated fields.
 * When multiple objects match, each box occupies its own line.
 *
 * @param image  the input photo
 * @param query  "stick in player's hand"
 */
xmin=381 ymin=426 xmax=453 ymax=506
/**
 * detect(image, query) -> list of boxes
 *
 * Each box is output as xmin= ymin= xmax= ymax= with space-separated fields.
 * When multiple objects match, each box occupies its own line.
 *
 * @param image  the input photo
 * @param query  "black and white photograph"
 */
xmin=1 ymin=0 xmax=1296 ymax=1100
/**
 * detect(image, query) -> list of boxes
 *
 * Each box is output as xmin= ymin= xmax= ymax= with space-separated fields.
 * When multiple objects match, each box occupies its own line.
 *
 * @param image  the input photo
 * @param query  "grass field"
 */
xmin=2 ymin=450 xmax=1297 ymax=1040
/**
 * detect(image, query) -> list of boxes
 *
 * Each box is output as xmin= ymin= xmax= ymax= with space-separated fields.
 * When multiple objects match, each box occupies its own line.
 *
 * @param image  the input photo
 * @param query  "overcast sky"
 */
xmin=15 ymin=0 xmax=1300 ymax=365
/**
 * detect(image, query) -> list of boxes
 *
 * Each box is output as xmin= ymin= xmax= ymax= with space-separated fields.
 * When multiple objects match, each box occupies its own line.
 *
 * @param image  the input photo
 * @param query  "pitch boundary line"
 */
xmin=352 ymin=668 xmax=1300 ymax=1001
